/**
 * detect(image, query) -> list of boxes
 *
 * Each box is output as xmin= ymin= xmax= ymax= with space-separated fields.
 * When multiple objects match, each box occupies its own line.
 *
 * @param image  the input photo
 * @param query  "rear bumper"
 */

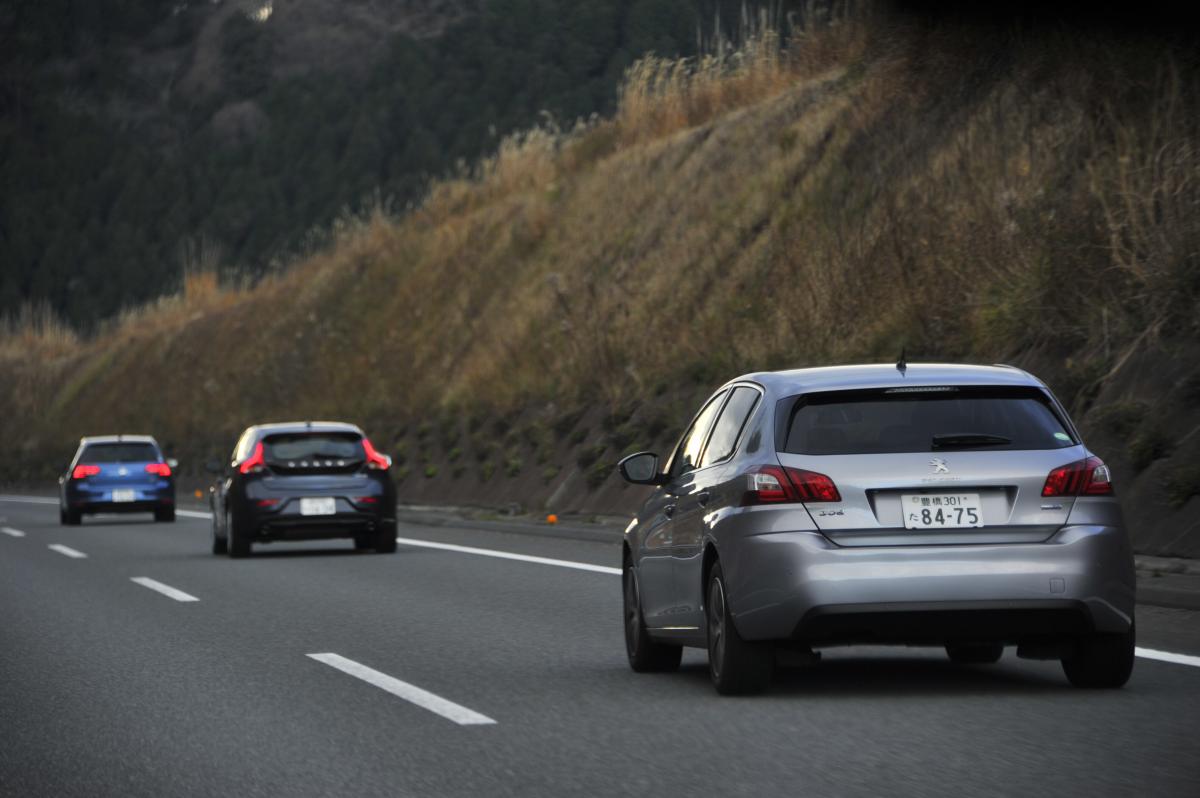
xmin=247 ymin=510 xmax=394 ymax=542
xmin=725 ymin=524 xmax=1135 ymax=643
xmin=64 ymin=483 xmax=174 ymax=514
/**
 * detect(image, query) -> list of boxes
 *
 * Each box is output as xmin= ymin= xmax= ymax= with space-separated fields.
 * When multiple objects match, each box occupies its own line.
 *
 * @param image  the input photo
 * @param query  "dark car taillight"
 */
xmin=145 ymin=462 xmax=171 ymax=477
xmin=72 ymin=465 xmax=101 ymax=480
xmin=741 ymin=465 xmax=841 ymax=506
xmin=1042 ymin=456 xmax=1113 ymax=497
xmin=239 ymin=442 xmax=266 ymax=475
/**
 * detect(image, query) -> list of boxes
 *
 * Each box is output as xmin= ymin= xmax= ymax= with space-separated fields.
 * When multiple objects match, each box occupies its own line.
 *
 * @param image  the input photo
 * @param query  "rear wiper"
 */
xmin=931 ymin=433 xmax=1012 ymax=449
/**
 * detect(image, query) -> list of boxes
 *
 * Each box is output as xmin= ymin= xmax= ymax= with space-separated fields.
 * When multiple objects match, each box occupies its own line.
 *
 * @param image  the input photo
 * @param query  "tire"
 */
xmin=354 ymin=536 xmax=373 ymax=551
xmin=1062 ymin=622 xmax=1135 ymax=689
xmin=211 ymin=515 xmax=227 ymax=555
xmin=374 ymin=527 xmax=397 ymax=554
xmin=61 ymin=506 xmax=81 ymax=526
xmin=706 ymin=561 xmax=773 ymax=695
xmin=226 ymin=509 xmax=251 ymax=559
xmin=946 ymin=643 xmax=1004 ymax=664
xmin=155 ymin=507 xmax=175 ymax=523
xmin=622 ymin=557 xmax=682 ymax=672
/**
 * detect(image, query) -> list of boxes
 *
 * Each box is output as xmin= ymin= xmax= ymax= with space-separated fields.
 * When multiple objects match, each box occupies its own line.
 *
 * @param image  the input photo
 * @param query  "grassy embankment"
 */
xmin=3 ymin=8 xmax=1198 ymax=554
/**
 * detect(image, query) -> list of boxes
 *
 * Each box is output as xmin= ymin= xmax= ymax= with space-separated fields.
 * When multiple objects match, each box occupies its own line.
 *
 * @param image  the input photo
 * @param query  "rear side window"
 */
xmin=263 ymin=433 xmax=363 ymax=463
xmin=782 ymin=387 xmax=1076 ymax=455
xmin=78 ymin=443 xmax=159 ymax=463
xmin=700 ymin=387 xmax=760 ymax=467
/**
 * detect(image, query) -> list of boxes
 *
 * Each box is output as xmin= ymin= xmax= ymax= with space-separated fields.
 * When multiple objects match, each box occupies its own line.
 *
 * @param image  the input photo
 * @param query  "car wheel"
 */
xmin=226 ymin=509 xmax=251 ymax=559
xmin=707 ymin=562 xmax=773 ymax=695
xmin=374 ymin=528 xmax=397 ymax=554
xmin=61 ymin=506 xmax=81 ymax=526
xmin=1062 ymin=622 xmax=1135 ymax=688
xmin=155 ymin=508 xmax=175 ymax=523
xmin=622 ymin=557 xmax=682 ymax=672
xmin=211 ymin=515 xmax=228 ymax=555
xmin=946 ymin=643 xmax=1004 ymax=664
xmin=354 ymin=536 xmax=373 ymax=551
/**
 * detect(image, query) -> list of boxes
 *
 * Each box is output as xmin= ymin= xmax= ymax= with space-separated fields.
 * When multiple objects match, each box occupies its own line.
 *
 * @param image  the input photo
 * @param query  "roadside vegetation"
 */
xmin=2 ymin=5 xmax=1198 ymax=555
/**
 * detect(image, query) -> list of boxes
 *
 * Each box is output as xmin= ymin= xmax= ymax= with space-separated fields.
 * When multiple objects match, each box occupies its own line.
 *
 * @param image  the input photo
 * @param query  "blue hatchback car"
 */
xmin=59 ymin=435 xmax=177 ymax=524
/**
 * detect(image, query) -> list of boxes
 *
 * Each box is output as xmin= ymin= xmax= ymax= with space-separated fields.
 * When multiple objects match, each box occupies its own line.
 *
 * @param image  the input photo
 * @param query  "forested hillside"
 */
xmin=2 ymin=4 xmax=1198 ymax=557
xmin=1 ymin=0 xmax=763 ymax=326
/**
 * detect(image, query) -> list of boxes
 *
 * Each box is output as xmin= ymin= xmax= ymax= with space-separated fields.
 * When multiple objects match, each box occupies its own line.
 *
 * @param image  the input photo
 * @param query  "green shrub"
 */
xmin=423 ymin=465 xmax=438 ymax=479
xmin=569 ymin=427 xmax=589 ymax=445
xmin=1129 ymin=427 xmax=1172 ymax=472
xmin=505 ymin=456 xmax=523 ymax=478
xmin=541 ymin=464 xmax=560 ymax=484
xmin=586 ymin=460 xmax=612 ymax=489
xmin=1165 ymin=465 xmax=1200 ymax=508
xmin=577 ymin=443 xmax=607 ymax=469
xmin=448 ymin=446 xmax=462 ymax=462
xmin=480 ymin=461 xmax=495 ymax=481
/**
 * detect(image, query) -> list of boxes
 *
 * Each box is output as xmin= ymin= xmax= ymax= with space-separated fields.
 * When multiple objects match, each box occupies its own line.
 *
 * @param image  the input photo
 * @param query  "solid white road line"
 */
xmin=1 ymin=526 xmax=26 ymax=537
xmin=1136 ymin=647 xmax=1200 ymax=669
xmin=130 ymin=577 xmax=199 ymax=603
xmin=394 ymin=536 xmax=622 ymax=575
xmin=176 ymin=509 xmax=213 ymax=519
xmin=307 ymin=653 xmax=496 ymax=726
xmin=0 ymin=495 xmax=58 ymax=505
xmin=47 ymin=544 xmax=87 ymax=559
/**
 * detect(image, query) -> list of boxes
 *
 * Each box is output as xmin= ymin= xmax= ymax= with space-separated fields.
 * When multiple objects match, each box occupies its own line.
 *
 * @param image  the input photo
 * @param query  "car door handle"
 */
xmin=697 ymin=492 xmax=710 ymax=507
xmin=664 ymin=504 xmax=676 ymax=519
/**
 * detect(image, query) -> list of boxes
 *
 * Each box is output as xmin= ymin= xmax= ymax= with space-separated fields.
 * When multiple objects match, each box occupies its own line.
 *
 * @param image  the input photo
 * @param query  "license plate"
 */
xmin=299 ymin=497 xmax=336 ymax=516
xmin=111 ymin=489 xmax=136 ymax=503
xmin=902 ymin=493 xmax=983 ymax=529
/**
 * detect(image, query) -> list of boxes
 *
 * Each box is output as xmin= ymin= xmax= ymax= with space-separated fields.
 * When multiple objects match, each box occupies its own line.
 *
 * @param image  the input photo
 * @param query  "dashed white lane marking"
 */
xmin=394 ymin=536 xmax=621 ymax=575
xmin=48 ymin=544 xmax=87 ymax=559
xmin=0 ymin=495 xmax=58 ymax=504
xmin=130 ymin=577 xmax=199 ymax=602
xmin=1 ymin=526 xmax=26 ymax=537
xmin=1136 ymin=647 xmax=1200 ymax=669
xmin=176 ymin=509 xmax=213 ymax=519
xmin=307 ymin=653 xmax=496 ymax=726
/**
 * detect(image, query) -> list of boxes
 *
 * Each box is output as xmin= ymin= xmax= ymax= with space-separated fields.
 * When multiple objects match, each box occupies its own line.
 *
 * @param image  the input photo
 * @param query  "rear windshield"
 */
xmin=263 ymin=433 xmax=363 ymax=463
xmin=78 ymin=443 xmax=160 ymax=463
xmin=782 ymin=387 xmax=1076 ymax=455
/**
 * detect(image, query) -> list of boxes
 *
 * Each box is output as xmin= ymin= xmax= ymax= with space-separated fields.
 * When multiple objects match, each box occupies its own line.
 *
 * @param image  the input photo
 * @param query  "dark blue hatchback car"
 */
xmin=59 ymin=435 xmax=177 ymax=524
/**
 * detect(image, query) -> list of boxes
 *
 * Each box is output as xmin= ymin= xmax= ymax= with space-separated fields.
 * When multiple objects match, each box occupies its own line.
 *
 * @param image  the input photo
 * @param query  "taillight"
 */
xmin=741 ymin=465 xmax=841 ymax=506
xmin=239 ymin=442 xmax=266 ymax=475
xmin=145 ymin=462 xmax=171 ymax=477
xmin=255 ymin=498 xmax=281 ymax=508
xmin=361 ymin=438 xmax=390 ymax=470
xmin=1042 ymin=456 xmax=1113 ymax=497
xmin=72 ymin=464 xmax=101 ymax=480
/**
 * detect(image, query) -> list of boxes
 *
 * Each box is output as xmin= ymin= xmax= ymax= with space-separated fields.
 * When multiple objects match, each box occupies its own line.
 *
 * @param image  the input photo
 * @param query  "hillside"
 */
xmin=0 ymin=0 xmax=742 ymax=326
xmin=3 ymin=8 xmax=1199 ymax=557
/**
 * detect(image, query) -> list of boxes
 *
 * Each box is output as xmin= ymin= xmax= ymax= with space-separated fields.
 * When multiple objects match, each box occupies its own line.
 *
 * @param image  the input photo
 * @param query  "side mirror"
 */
xmin=618 ymin=451 xmax=663 ymax=485
xmin=166 ymin=458 xmax=179 ymax=470
xmin=204 ymin=459 xmax=223 ymax=475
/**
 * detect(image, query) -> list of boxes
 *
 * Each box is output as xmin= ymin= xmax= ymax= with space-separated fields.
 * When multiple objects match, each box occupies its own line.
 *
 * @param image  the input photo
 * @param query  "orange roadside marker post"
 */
xmin=546 ymin=514 xmax=558 ymax=525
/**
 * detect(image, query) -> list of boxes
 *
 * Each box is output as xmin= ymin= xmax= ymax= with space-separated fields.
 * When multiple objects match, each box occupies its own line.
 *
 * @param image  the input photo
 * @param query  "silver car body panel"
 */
xmin=625 ymin=363 xmax=1134 ymax=647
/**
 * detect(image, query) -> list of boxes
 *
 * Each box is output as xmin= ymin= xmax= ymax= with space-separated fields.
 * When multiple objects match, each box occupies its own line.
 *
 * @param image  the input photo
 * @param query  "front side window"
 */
xmin=670 ymin=391 xmax=728 ymax=478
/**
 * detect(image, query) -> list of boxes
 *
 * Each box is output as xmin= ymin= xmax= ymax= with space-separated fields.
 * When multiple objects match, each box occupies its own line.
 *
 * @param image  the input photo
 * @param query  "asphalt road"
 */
xmin=2 ymin=496 xmax=1199 ymax=797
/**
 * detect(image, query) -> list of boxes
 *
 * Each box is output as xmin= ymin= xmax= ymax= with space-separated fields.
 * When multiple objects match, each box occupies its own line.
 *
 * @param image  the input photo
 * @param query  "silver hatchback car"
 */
xmin=618 ymin=363 xmax=1135 ymax=694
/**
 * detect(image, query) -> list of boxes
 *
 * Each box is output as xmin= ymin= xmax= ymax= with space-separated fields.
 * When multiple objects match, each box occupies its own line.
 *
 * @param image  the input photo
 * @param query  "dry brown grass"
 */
xmin=1 ymin=10 xmax=1197 ymax=491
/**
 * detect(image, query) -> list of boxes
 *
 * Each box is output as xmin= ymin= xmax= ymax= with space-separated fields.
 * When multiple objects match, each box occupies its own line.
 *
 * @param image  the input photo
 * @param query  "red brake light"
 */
xmin=741 ymin=465 xmax=841 ymax=505
xmin=71 ymin=464 xmax=101 ymax=480
xmin=1042 ymin=456 xmax=1113 ymax=497
xmin=786 ymin=467 xmax=842 ymax=502
xmin=361 ymin=438 xmax=390 ymax=471
xmin=145 ymin=462 xmax=171 ymax=477
xmin=239 ymin=442 xmax=266 ymax=475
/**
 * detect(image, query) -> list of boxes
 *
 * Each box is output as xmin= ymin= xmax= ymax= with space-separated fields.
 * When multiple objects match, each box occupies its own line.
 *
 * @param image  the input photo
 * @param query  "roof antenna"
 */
xmin=896 ymin=347 xmax=907 ymax=376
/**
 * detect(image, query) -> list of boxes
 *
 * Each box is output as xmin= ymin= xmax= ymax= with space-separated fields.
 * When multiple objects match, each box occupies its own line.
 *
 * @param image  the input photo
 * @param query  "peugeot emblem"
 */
xmin=930 ymin=458 xmax=949 ymax=474
xmin=117 ymin=467 xmax=128 ymax=476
